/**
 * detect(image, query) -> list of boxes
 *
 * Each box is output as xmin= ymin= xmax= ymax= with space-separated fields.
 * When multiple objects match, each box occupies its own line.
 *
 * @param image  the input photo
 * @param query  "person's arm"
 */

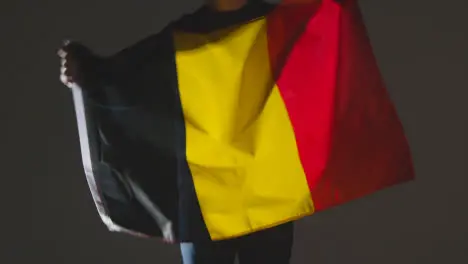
xmin=58 ymin=29 xmax=168 ymax=107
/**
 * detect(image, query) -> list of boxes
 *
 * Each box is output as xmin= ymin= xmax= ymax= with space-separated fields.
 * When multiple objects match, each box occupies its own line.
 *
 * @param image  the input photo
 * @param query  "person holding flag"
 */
xmin=58 ymin=0 xmax=414 ymax=263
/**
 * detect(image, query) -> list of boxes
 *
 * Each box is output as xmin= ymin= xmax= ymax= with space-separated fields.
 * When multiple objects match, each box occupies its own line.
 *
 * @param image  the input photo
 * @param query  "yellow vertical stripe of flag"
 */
xmin=173 ymin=18 xmax=314 ymax=240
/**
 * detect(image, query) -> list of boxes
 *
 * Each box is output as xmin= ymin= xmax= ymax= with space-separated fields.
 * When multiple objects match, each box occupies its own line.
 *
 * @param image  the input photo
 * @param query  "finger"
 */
xmin=63 ymin=42 xmax=93 ymax=60
xmin=61 ymin=65 xmax=75 ymax=82
xmin=64 ymin=65 xmax=77 ymax=78
xmin=61 ymin=41 xmax=80 ymax=54
xmin=60 ymin=73 xmax=74 ymax=88
xmin=63 ymin=59 xmax=75 ymax=71
xmin=64 ymin=67 xmax=71 ymax=77
xmin=60 ymin=70 xmax=72 ymax=81
xmin=59 ymin=42 xmax=75 ymax=56
xmin=57 ymin=48 xmax=67 ymax=58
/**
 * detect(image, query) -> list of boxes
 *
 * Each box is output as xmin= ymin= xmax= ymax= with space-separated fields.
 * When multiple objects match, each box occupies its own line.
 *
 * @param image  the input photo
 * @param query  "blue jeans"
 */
xmin=180 ymin=222 xmax=294 ymax=264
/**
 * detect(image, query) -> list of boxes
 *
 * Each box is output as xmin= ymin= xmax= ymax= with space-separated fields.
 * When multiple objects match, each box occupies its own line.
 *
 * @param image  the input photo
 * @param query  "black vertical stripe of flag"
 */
xmin=83 ymin=27 xmax=210 ymax=242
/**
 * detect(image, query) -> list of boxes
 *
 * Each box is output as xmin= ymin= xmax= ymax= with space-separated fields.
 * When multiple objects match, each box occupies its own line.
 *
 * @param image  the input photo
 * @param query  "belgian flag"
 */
xmin=70 ymin=0 xmax=414 ymax=243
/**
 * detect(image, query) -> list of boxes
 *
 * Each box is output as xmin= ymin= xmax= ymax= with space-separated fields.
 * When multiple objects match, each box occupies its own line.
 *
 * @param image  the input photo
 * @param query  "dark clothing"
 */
xmin=180 ymin=222 xmax=294 ymax=264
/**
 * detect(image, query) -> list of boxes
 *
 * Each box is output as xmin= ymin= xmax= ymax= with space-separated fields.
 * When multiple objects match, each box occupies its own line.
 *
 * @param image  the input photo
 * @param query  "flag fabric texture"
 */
xmin=70 ymin=0 xmax=414 ymax=243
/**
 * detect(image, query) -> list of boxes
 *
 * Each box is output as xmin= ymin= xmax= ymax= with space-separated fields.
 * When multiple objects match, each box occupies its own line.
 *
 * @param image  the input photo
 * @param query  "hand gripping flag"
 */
xmin=70 ymin=0 xmax=415 ymax=243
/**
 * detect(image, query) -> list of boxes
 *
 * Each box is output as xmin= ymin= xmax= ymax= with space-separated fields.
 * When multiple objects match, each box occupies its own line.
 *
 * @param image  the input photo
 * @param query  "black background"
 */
xmin=4 ymin=0 xmax=467 ymax=263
